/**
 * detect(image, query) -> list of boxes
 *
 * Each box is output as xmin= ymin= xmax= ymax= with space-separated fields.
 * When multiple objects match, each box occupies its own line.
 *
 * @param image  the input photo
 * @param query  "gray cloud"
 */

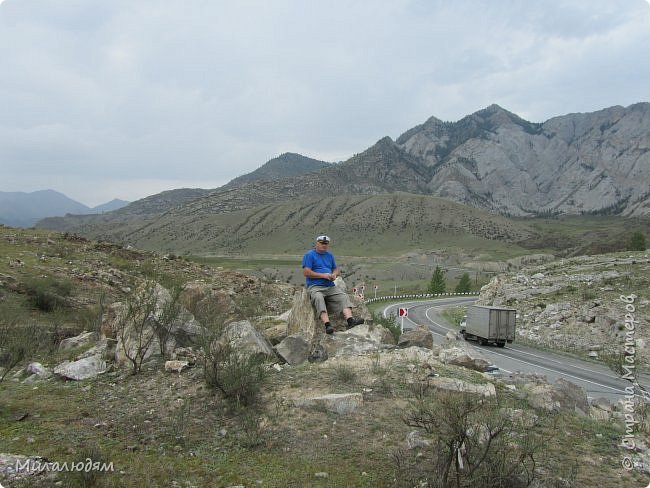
xmin=0 ymin=0 xmax=648 ymax=205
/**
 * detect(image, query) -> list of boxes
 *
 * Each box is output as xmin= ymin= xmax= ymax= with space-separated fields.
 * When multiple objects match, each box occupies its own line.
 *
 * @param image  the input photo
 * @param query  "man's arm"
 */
xmin=303 ymin=266 xmax=335 ymax=282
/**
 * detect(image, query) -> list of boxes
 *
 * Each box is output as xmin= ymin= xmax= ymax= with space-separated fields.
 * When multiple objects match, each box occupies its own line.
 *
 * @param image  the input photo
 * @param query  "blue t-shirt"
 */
xmin=302 ymin=249 xmax=337 ymax=287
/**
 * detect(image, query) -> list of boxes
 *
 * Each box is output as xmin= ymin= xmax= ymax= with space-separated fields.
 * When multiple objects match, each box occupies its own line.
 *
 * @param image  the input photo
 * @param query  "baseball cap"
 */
xmin=316 ymin=235 xmax=331 ymax=243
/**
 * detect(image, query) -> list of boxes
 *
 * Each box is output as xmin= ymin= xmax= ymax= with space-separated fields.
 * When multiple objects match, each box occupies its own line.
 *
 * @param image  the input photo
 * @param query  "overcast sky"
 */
xmin=1 ymin=0 xmax=649 ymax=206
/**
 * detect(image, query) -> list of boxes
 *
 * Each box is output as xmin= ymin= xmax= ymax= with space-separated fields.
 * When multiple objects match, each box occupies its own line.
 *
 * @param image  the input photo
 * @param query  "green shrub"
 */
xmin=373 ymin=312 xmax=401 ymax=342
xmin=0 ymin=321 xmax=40 ymax=382
xmin=629 ymin=231 xmax=646 ymax=251
xmin=203 ymin=338 xmax=268 ymax=407
xmin=333 ymin=364 xmax=358 ymax=385
xmin=23 ymin=276 xmax=74 ymax=312
xmin=399 ymin=386 xmax=572 ymax=487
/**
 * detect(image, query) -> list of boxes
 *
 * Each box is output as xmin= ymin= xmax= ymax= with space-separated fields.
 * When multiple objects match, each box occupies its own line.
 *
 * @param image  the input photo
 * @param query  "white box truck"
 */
xmin=460 ymin=305 xmax=516 ymax=347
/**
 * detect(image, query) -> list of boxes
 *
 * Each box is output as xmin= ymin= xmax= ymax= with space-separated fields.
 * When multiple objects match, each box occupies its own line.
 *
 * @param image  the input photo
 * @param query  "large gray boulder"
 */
xmin=54 ymin=355 xmax=107 ymax=381
xmin=275 ymin=334 xmax=311 ymax=365
xmin=323 ymin=324 xmax=396 ymax=358
xmin=438 ymin=345 xmax=491 ymax=372
xmin=398 ymin=326 xmax=433 ymax=349
xmin=221 ymin=320 xmax=276 ymax=360
xmin=59 ymin=331 xmax=97 ymax=350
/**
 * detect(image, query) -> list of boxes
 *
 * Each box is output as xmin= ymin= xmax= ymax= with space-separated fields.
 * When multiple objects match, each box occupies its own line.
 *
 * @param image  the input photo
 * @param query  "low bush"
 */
xmin=0 ymin=320 xmax=40 ymax=382
xmin=203 ymin=336 xmax=269 ymax=407
xmin=398 ymin=385 xmax=573 ymax=487
xmin=373 ymin=312 xmax=401 ymax=342
xmin=23 ymin=276 xmax=74 ymax=312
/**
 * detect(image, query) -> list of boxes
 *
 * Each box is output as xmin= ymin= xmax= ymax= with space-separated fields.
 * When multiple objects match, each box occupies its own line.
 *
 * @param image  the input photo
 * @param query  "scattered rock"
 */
xmin=221 ymin=320 xmax=276 ymax=360
xmin=59 ymin=331 xmax=97 ymax=350
xmin=429 ymin=377 xmax=496 ymax=397
xmin=438 ymin=346 xmax=491 ymax=372
xmin=53 ymin=355 xmax=108 ymax=381
xmin=294 ymin=393 xmax=363 ymax=415
xmin=406 ymin=430 xmax=431 ymax=449
xmin=398 ymin=326 xmax=433 ymax=349
xmin=21 ymin=363 xmax=52 ymax=384
xmin=165 ymin=360 xmax=190 ymax=373
xmin=275 ymin=334 xmax=310 ymax=365
xmin=23 ymin=362 xmax=51 ymax=379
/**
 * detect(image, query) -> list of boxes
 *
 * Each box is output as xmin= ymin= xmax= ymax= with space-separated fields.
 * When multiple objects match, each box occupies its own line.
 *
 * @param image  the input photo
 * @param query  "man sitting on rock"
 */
xmin=302 ymin=234 xmax=364 ymax=335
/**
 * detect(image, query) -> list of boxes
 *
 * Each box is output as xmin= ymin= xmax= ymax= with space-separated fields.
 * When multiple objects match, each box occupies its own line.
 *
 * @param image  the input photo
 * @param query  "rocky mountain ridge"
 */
xmin=145 ymin=102 xmax=650 ymax=219
xmin=35 ymin=103 xmax=650 ymax=252
xmin=399 ymin=103 xmax=650 ymax=216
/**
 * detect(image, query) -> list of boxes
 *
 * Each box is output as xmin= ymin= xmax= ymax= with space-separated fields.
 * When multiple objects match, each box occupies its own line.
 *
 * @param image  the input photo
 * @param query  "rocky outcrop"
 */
xmin=107 ymin=283 xmax=205 ymax=368
xmin=477 ymin=252 xmax=650 ymax=367
xmin=286 ymin=279 xmax=371 ymax=357
xmin=501 ymin=374 xmax=590 ymax=415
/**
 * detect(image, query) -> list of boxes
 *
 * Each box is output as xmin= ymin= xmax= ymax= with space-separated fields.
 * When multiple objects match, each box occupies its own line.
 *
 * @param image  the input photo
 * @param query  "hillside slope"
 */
xmin=66 ymin=193 xmax=536 ymax=256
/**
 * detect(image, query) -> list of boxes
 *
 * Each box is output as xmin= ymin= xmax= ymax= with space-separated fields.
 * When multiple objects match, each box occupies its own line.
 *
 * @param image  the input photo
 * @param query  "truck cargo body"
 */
xmin=461 ymin=305 xmax=516 ymax=347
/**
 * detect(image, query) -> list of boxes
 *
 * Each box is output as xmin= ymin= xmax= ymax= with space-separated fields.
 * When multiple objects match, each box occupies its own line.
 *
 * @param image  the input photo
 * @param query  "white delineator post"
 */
xmin=399 ymin=307 xmax=408 ymax=333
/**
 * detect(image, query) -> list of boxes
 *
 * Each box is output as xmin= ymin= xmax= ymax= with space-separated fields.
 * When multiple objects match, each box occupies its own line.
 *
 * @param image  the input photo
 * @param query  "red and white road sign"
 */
xmin=398 ymin=307 xmax=408 ymax=317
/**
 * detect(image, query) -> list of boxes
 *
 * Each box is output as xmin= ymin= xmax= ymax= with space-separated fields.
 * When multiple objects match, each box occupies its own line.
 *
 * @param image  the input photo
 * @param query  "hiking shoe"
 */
xmin=325 ymin=324 xmax=334 ymax=335
xmin=346 ymin=317 xmax=365 ymax=329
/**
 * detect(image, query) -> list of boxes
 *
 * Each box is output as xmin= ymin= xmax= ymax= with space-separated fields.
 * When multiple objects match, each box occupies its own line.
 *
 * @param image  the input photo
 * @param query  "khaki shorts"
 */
xmin=308 ymin=285 xmax=353 ymax=316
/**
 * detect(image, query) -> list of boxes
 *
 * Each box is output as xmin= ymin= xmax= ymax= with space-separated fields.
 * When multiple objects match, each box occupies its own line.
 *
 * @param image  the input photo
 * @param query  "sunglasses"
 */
xmin=317 ymin=241 xmax=330 ymax=244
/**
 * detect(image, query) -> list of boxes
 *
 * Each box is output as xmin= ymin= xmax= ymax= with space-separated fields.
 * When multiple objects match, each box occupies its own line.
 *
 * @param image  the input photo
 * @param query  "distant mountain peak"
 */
xmin=222 ymin=152 xmax=331 ymax=189
xmin=375 ymin=136 xmax=396 ymax=147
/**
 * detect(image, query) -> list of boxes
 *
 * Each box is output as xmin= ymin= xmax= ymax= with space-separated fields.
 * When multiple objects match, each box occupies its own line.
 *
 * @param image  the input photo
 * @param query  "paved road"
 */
xmin=382 ymin=298 xmax=650 ymax=403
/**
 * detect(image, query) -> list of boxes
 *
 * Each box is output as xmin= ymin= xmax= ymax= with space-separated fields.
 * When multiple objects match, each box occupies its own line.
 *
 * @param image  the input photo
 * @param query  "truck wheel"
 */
xmin=478 ymin=338 xmax=487 ymax=346
xmin=496 ymin=342 xmax=506 ymax=348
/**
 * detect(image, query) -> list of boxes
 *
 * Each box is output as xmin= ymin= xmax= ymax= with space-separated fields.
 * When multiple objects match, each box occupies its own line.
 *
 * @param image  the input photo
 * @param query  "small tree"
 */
xmin=115 ymin=280 xmax=160 ymax=375
xmin=455 ymin=273 xmax=471 ymax=293
xmin=428 ymin=266 xmax=446 ymax=294
xmin=154 ymin=282 xmax=184 ymax=357
xmin=629 ymin=231 xmax=647 ymax=251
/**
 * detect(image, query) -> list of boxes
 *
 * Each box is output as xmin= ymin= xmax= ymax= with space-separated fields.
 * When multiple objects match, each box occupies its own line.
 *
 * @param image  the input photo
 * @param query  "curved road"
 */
xmin=383 ymin=298 xmax=650 ymax=402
